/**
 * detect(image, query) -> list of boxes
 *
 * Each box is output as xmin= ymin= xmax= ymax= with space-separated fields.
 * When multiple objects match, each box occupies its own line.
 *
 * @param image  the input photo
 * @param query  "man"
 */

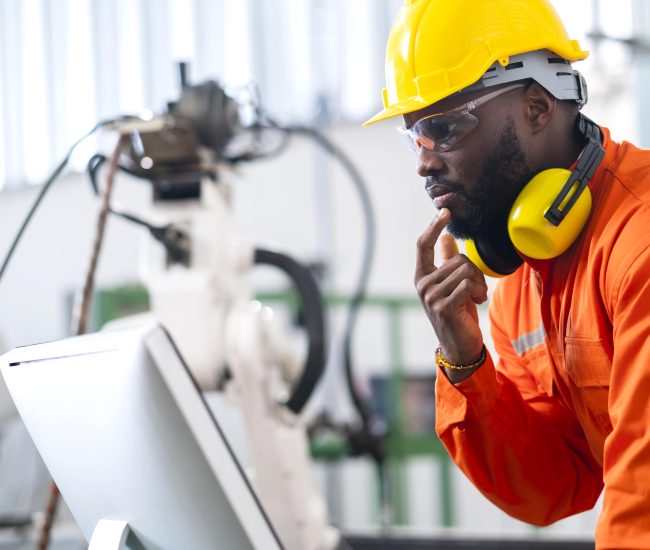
xmin=364 ymin=1 xmax=650 ymax=548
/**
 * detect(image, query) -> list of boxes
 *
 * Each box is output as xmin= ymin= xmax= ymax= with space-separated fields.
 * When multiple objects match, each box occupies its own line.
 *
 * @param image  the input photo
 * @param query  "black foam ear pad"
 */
xmin=473 ymin=225 xmax=523 ymax=276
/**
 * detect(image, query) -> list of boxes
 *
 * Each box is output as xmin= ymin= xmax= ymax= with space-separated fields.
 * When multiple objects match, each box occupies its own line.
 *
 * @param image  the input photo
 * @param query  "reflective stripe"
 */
xmin=511 ymin=323 xmax=547 ymax=356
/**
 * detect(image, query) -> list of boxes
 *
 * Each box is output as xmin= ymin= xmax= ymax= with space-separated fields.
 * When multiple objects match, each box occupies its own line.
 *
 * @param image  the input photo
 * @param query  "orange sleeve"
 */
xmin=435 ymin=276 xmax=603 ymax=526
xmin=596 ymin=244 xmax=650 ymax=549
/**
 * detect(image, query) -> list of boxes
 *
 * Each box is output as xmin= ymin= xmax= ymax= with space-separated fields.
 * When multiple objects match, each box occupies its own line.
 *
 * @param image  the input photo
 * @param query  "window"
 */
xmin=0 ymin=0 xmax=399 ymax=190
xmin=0 ymin=0 xmax=639 ymax=190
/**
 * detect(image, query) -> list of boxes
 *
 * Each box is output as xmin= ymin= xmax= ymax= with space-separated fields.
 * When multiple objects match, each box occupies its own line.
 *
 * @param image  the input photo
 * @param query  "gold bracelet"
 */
xmin=435 ymin=345 xmax=486 ymax=371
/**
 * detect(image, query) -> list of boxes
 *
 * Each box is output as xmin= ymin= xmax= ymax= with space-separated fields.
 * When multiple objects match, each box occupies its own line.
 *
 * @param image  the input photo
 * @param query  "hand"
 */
xmin=415 ymin=209 xmax=488 ymax=375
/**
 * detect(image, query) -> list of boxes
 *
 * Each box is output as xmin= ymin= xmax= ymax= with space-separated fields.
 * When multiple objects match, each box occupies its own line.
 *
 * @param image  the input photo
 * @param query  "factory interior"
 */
xmin=0 ymin=0 xmax=648 ymax=548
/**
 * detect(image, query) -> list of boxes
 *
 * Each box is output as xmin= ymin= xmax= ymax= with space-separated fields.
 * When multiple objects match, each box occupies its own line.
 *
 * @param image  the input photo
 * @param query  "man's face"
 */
xmin=403 ymin=87 xmax=535 ymax=239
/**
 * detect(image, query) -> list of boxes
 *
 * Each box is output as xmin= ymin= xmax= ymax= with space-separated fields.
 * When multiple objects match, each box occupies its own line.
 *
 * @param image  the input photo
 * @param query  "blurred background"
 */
xmin=1 ymin=0 xmax=649 ymax=547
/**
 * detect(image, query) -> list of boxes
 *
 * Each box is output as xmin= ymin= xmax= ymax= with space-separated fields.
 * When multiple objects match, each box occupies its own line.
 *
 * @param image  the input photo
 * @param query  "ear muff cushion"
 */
xmin=465 ymin=239 xmax=505 ymax=278
xmin=466 ymin=236 xmax=523 ymax=277
xmin=508 ymin=168 xmax=592 ymax=260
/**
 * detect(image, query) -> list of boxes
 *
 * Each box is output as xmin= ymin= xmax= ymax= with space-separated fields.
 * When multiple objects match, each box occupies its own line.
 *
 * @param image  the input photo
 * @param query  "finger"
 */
xmin=424 ymin=255 xmax=487 ymax=292
xmin=442 ymin=277 xmax=489 ymax=311
xmin=415 ymin=208 xmax=451 ymax=281
xmin=416 ymin=262 xmax=487 ymax=306
xmin=439 ymin=232 xmax=459 ymax=262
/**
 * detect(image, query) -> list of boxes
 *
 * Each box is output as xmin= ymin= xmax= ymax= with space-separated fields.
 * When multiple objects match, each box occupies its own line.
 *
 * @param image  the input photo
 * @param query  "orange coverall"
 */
xmin=435 ymin=127 xmax=650 ymax=549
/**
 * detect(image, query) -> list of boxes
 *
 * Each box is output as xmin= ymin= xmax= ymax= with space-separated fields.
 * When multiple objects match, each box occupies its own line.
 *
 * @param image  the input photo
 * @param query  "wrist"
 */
xmin=435 ymin=345 xmax=486 ymax=370
xmin=435 ymin=345 xmax=486 ymax=384
xmin=440 ymin=342 xmax=485 ymax=366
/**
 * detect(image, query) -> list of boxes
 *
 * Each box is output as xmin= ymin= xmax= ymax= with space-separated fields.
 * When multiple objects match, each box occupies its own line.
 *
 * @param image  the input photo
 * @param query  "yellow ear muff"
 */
xmin=508 ymin=168 xmax=592 ymax=260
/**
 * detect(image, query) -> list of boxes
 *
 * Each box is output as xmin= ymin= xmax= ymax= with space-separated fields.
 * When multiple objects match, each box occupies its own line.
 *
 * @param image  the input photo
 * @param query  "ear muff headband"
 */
xmin=545 ymin=116 xmax=604 ymax=226
xmin=466 ymin=114 xmax=605 ymax=277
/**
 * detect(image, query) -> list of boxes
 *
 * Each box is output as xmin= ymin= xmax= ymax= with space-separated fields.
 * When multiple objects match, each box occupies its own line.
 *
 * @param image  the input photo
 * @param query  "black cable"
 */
xmin=280 ymin=123 xmax=390 ymax=516
xmin=87 ymin=155 xmax=202 ymax=266
xmin=259 ymin=118 xmax=380 ymax=441
xmin=254 ymin=248 xmax=327 ymax=415
xmin=0 ymin=118 xmax=126 ymax=286
xmin=87 ymin=154 xmax=197 ymax=230
xmin=224 ymin=124 xmax=292 ymax=164
xmin=0 ymin=514 xmax=32 ymax=529
xmin=86 ymin=154 xmax=158 ymax=231
xmin=291 ymin=127 xmax=376 ymax=429
xmin=223 ymin=84 xmax=293 ymax=164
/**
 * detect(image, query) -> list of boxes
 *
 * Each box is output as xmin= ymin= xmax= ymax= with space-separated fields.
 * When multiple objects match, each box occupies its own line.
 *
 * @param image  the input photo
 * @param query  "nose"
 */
xmin=416 ymin=147 xmax=446 ymax=178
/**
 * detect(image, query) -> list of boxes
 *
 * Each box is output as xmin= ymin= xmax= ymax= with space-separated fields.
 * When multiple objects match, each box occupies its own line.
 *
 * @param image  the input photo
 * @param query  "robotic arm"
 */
xmin=104 ymin=74 xmax=338 ymax=550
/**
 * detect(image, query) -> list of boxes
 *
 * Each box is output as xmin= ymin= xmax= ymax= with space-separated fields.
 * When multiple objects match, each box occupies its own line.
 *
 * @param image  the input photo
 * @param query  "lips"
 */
xmin=425 ymin=182 xmax=458 ymax=209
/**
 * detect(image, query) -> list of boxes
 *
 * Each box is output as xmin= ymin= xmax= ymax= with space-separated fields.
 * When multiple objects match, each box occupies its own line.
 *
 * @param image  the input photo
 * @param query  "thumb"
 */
xmin=439 ymin=232 xmax=459 ymax=262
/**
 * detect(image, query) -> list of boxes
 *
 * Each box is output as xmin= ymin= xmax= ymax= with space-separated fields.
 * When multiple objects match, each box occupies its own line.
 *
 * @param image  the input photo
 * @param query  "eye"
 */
xmin=428 ymin=120 xmax=453 ymax=141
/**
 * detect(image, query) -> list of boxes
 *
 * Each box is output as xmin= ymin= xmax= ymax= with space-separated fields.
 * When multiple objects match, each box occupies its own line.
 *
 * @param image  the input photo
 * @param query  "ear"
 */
xmin=523 ymin=83 xmax=556 ymax=133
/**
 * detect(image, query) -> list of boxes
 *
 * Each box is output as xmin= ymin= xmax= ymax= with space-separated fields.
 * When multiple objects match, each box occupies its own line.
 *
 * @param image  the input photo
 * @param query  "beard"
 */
xmin=436 ymin=118 xmax=535 ymax=240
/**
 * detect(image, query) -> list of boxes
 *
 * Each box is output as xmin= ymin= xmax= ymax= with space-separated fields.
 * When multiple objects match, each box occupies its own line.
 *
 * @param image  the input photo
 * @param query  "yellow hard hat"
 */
xmin=364 ymin=0 xmax=588 ymax=126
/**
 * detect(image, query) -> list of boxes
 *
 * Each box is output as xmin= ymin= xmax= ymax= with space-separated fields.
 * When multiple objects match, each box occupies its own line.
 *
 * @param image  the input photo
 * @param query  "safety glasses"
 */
xmin=397 ymin=83 xmax=526 ymax=154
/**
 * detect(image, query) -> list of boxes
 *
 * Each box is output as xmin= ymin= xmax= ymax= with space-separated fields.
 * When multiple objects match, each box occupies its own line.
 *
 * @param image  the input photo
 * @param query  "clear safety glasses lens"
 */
xmin=397 ymin=113 xmax=479 ymax=154
xmin=397 ymin=83 xmax=526 ymax=154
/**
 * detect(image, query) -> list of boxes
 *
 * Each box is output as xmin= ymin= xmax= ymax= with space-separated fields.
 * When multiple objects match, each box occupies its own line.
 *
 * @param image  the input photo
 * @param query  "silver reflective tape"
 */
xmin=511 ymin=323 xmax=547 ymax=356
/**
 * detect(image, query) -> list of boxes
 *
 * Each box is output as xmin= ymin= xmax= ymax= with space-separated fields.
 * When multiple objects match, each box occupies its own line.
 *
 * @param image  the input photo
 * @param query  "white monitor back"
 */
xmin=0 ymin=323 xmax=283 ymax=550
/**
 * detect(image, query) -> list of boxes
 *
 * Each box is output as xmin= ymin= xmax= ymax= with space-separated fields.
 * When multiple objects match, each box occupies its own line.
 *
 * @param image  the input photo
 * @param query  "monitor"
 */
xmin=0 ymin=322 xmax=284 ymax=550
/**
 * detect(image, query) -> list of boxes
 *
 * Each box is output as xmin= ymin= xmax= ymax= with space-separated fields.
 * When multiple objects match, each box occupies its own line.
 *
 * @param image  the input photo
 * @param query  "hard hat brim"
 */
xmin=363 ymin=98 xmax=429 ymax=126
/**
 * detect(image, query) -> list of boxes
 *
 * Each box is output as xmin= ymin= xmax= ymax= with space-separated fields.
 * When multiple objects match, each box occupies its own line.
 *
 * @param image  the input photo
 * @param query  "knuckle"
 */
xmin=424 ymin=289 xmax=440 ymax=311
xmin=431 ymin=299 xmax=447 ymax=317
xmin=416 ymin=235 xmax=432 ymax=251
xmin=458 ymin=262 xmax=475 ymax=278
xmin=458 ymin=278 xmax=473 ymax=293
xmin=444 ymin=255 xmax=463 ymax=271
xmin=460 ymin=253 xmax=481 ymax=273
xmin=415 ymin=277 xmax=427 ymax=296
